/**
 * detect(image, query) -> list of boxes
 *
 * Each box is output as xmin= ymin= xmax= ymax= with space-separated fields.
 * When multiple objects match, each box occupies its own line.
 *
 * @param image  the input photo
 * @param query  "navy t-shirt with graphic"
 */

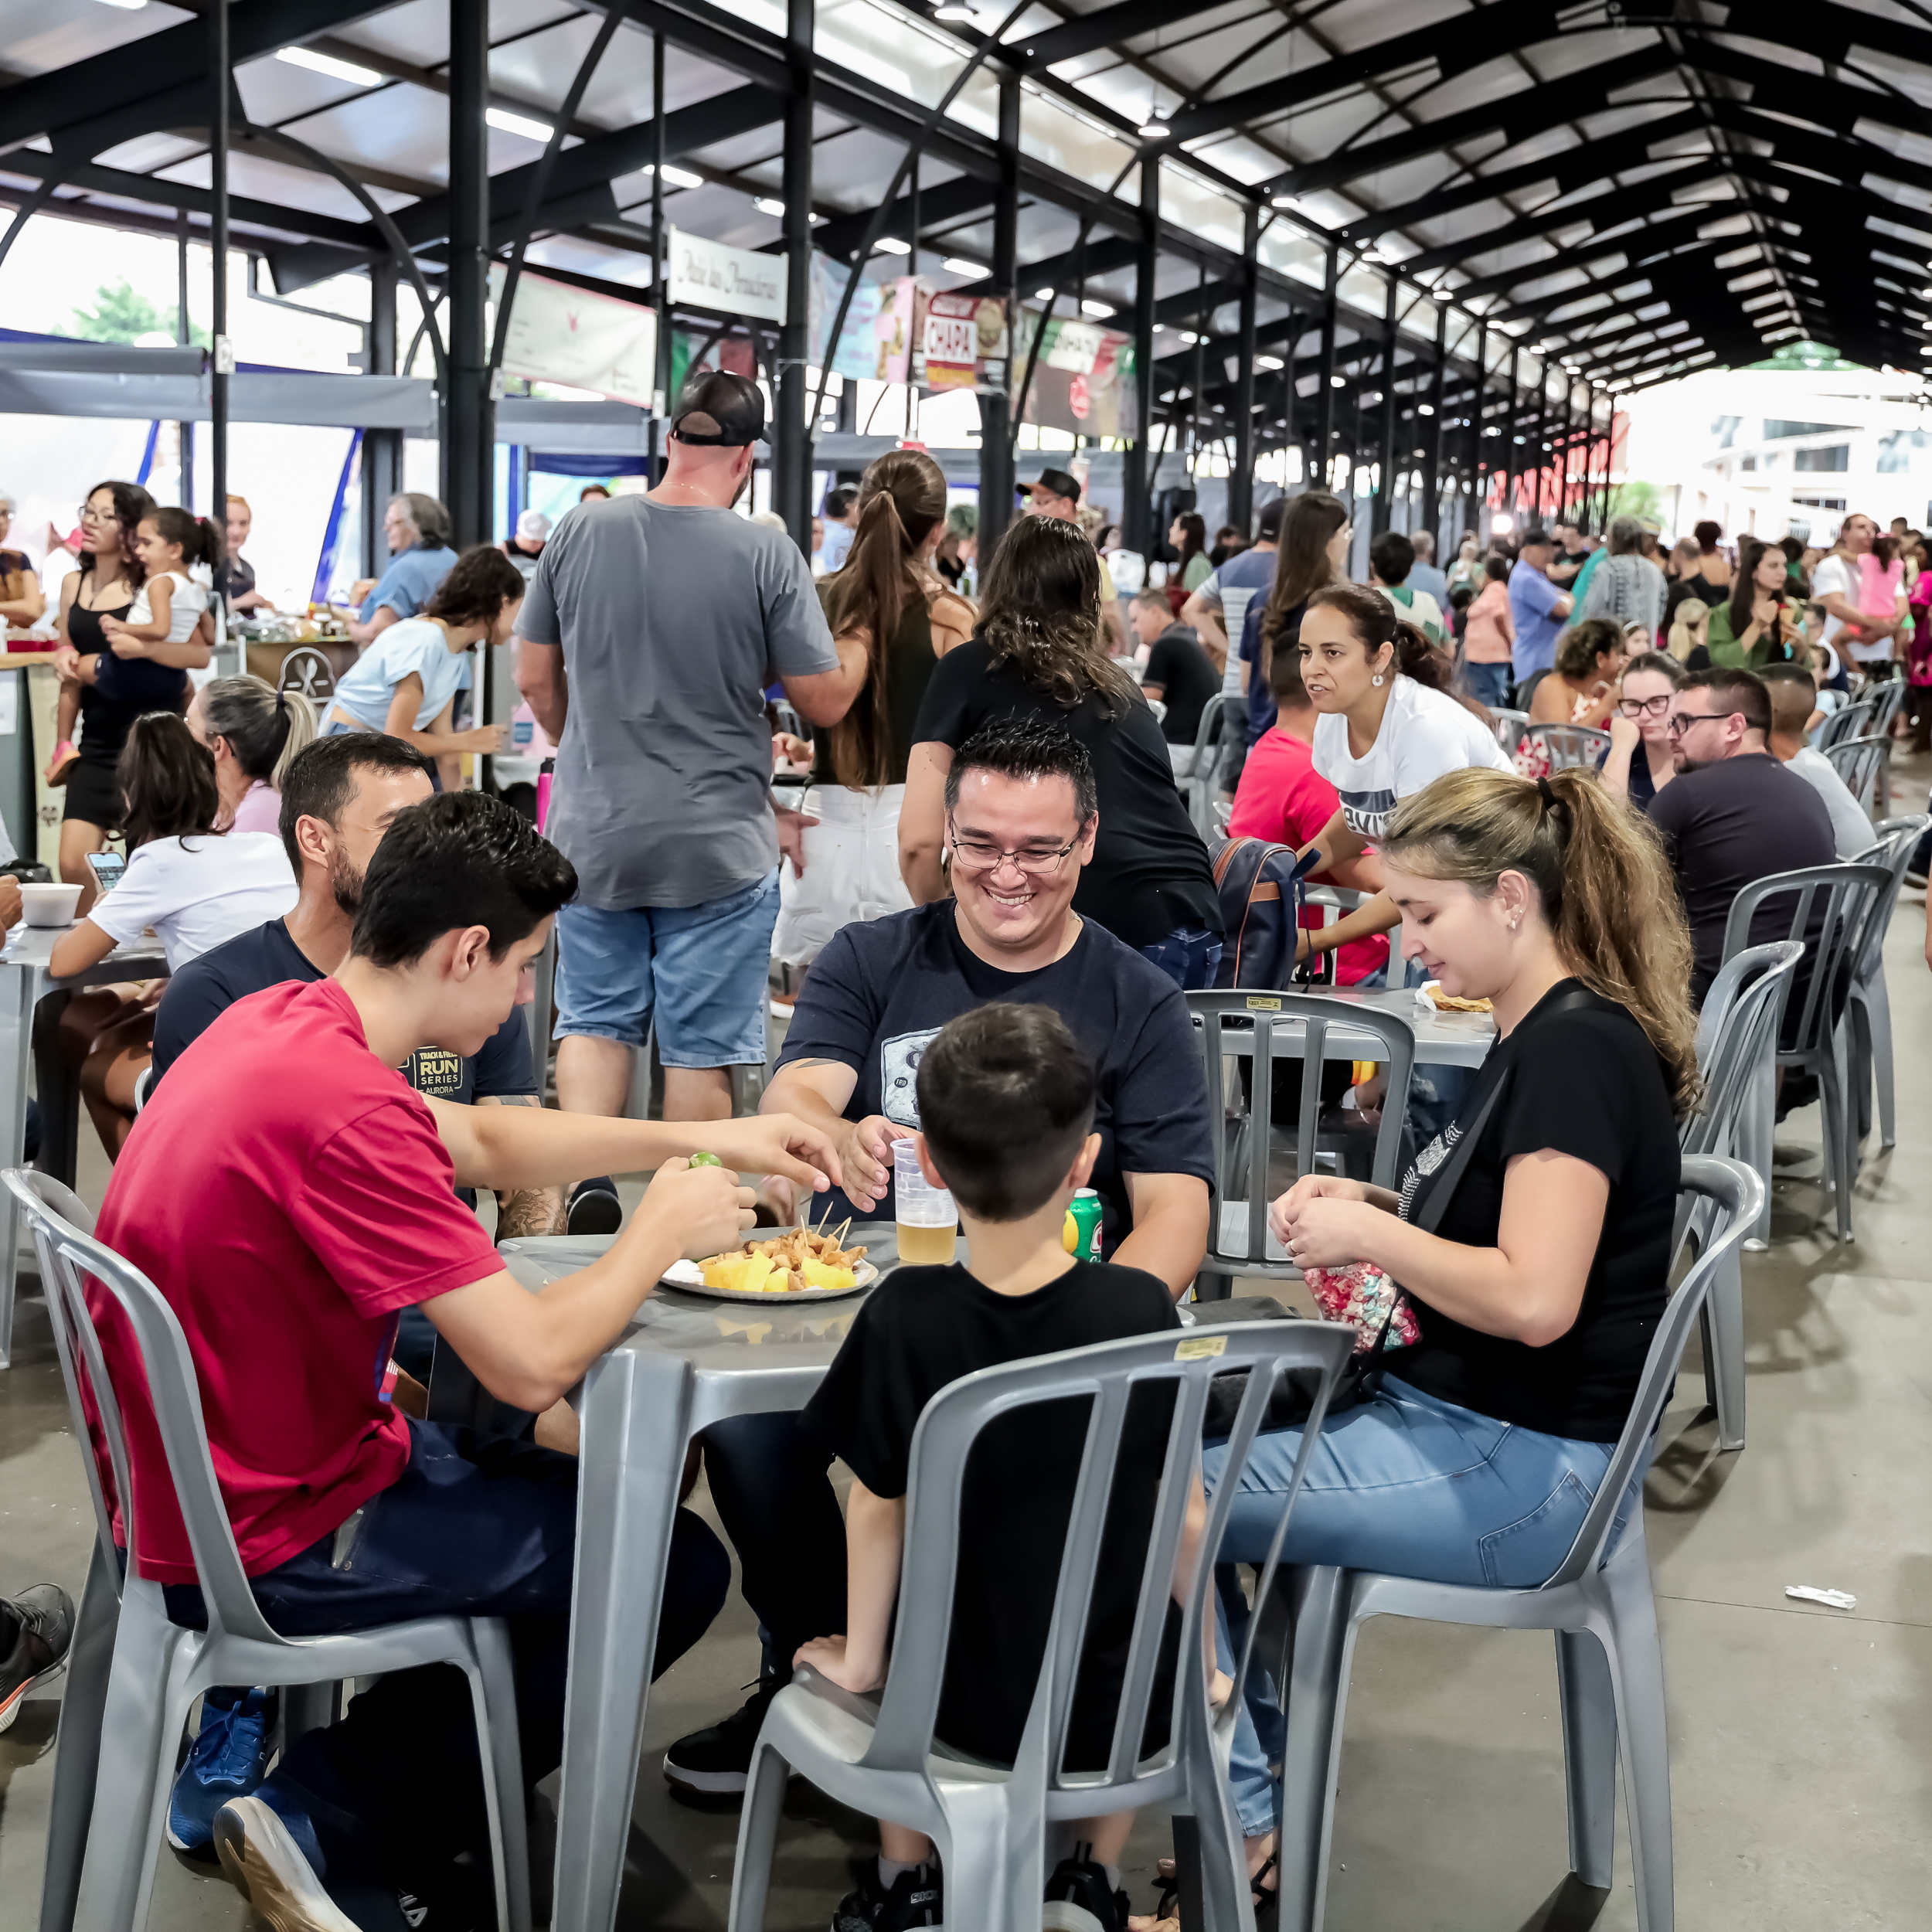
xmin=771 ymin=901 xmax=1213 ymax=1245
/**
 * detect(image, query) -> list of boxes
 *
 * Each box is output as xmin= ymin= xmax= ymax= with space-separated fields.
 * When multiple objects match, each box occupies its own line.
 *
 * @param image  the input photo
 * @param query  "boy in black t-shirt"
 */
xmin=799 ymin=1005 xmax=1200 ymax=1932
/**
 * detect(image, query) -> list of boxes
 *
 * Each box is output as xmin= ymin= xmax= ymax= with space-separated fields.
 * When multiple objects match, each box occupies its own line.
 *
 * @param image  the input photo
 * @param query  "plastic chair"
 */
xmin=1185 ymin=992 xmax=1416 ymax=1299
xmin=5 ymin=1169 xmax=532 ymax=1932
xmin=726 ymin=1320 xmax=1357 ymax=1932
xmin=1822 ymin=733 xmax=1887 ymax=816
xmin=1718 ymin=862 xmax=1890 ymax=1243
xmin=1815 ymin=696 xmax=1874 ymax=753
xmin=1844 ymin=815 xmax=1930 ymax=1147
xmin=1184 ymin=696 xmax=1246 ymax=843
xmin=1273 ymin=1154 xmax=1764 ymax=1932
xmin=1522 ymin=721 xmax=1612 ymax=770
xmin=1679 ymin=940 xmax=1802 ymax=1448
xmin=1488 ymin=707 xmax=1530 ymax=756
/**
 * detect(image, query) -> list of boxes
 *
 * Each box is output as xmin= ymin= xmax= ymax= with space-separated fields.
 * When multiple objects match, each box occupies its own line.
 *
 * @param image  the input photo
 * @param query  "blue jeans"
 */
xmin=1141 ymin=924 xmax=1224 ymax=991
xmin=556 ymin=869 xmax=780 ymax=1066
xmin=164 ymin=1421 xmax=729 ymax=1878
xmin=1461 ymin=661 xmax=1512 ymax=709
xmin=1202 ymin=1376 xmax=1617 ymax=1835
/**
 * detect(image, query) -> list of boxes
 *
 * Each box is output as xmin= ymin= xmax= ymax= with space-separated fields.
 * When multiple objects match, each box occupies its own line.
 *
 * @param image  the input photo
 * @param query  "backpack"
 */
xmin=1209 ymin=836 xmax=1335 ymax=990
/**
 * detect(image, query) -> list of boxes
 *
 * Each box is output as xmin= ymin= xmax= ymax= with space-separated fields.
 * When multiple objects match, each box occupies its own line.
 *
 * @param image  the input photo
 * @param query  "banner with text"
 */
xmin=669 ymin=228 xmax=787 ymax=322
xmin=808 ymin=254 xmax=885 ymax=381
xmin=492 ymin=267 xmax=658 ymax=412
xmin=1015 ymin=312 xmax=1137 ymax=440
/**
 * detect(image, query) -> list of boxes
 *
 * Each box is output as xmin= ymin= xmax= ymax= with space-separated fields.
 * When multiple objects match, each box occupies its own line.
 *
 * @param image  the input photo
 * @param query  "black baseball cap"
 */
xmin=669 ymin=369 xmax=765 ymax=447
xmin=1021 ymin=467 xmax=1081 ymax=505
xmin=1519 ymin=527 xmax=1554 ymax=548
xmin=1256 ymin=497 xmax=1285 ymax=541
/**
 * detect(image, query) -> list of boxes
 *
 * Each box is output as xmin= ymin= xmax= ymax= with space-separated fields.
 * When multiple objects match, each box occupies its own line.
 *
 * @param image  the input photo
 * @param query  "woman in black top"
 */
xmin=1201 ymin=763 xmax=1696 ymax=1875
xmin=902 ymin=514 xmax=1223 ymax=986
xmin=771 ymin=449 xmax=975 ymax=968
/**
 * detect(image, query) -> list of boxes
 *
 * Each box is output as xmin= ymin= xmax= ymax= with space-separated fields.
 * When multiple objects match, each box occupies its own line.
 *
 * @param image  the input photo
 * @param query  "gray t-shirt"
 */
xmin=518 ymin=497 xmax=839 ymax=909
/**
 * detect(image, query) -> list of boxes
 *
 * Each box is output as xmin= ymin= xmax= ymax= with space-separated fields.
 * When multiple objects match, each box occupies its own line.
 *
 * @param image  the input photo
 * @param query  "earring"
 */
xmin=1371 ymin=673 xmax=1384 ymax=687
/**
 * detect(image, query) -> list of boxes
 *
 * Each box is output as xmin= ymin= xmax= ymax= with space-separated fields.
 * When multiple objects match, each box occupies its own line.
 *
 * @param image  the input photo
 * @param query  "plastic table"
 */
xmin=1301 ymin=985 xmax=1497 ymax=1067
xmin=0 ymin=923 xmax=168 ymax=1368
xmin=494 ymin=1222 xmax=913 ymax=1932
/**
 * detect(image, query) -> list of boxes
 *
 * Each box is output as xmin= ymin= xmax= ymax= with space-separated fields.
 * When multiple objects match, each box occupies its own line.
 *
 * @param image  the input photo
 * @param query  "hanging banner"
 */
xmin=1015 ymin=313 xmax=1138 ymax=440
xmin=874 ymin=277 xmax=918 ymax=385
xmin=668 ymin=228 xmax=787 ymax=322
xmin=491 ymin=267 xmax=658 ymax=411
xmin=920 ymin=291 xmax=1010 ymax=393
xmin=808 ymin=254 xmax=885 ymax=380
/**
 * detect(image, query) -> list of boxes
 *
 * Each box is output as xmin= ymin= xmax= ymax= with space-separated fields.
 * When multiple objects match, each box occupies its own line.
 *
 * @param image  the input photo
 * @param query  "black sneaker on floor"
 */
xmin=662 ymin=1676 xmax=785 ymax=1796
xmin=1043 ymin=1847 xmax=1129 ymax=1932
xmin=0 ymin=1583 xmax=74 ymax=1734
xmin=830 ymin=1861 xmax=943 ymax=1932
xmin=566 ymin=1178 xmax=624 ymax=1237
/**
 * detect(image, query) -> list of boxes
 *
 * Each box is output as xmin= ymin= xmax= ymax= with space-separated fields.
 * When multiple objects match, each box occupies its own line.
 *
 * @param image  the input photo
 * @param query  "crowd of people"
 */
xmin=0 ymin=374 xmax=1919 ymax=1932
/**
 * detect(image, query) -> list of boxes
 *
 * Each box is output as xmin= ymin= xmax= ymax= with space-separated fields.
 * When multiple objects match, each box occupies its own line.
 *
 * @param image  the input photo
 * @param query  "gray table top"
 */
xmin=1205 ymin=985 xmax=1496 ymax=1067
xmin=0 ymin=922 xmax=168 ymax=987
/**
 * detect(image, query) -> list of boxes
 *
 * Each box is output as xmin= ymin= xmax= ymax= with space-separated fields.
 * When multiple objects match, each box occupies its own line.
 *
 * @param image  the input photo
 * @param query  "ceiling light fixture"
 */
xmin=486 ymin=107 xmax=554 ymax=142
xmin=1035 ymin=287 xmax=1056 ymax=301
xmin=1139 ymin=113 xmax=1171 ymax=139
xmin=943 ymin=257 xmax=989 ymax=277
xmin=277 ymin=46 xmax=382 ymax=86
xmin=755 ymin=197 xmax=785 ymax=217
xmin=644 ymin=163 xmax=703 ymax=189
xmin=1256 ymin=354 xmax=1284 ymax=370
xmin=1081 ymin=298 xmax=1116 ymax=318
xmin=1270 ymin=193 xmax=1294 ymax=209
xmin=876 ymin=236 xmax=912 ymax=255
xmin=1417 ymin=403 xmax=1435 ymax=417
xmin=1329 ymin=374 xmax=1345 ymax=389
xmin=934 ymin=1 xmax=975 ymax=17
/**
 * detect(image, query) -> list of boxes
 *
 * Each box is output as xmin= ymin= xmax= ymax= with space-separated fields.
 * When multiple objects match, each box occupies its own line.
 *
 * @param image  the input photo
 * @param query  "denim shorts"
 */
xmin=555 ymin=869 xmax=779 ymax=1066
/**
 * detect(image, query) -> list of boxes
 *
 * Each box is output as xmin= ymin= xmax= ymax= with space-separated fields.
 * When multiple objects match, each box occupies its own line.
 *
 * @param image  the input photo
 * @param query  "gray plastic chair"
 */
xmin=1717 ymin=862 xmax=1890 ymax=1243
xmin=1679 ymin=941 xmax=1802 ymax=1449
xmin=1488 ymin=706 xmax=1530 ymax=756
xmin=1844 ymin=815 xmax=1929 ymax=1148
xmin=1822 ymin=733 xmax=1888 ymax=816
xmin=5 ymin=1169 xmax=532 ymax=1932
xmin=1522 ymin=721 xmax=1612 ymax=770
xmin=1866 ymin=682 xmax=1906 ymax=815
xmin=1185 ymin=992 xmax=1417 ymax=1300
xmin=1815 ymin=695 xmax=1874 ymax=752
xmin=726 ymin=1319 xmax=1356 ymax=1932
xmin=1185 ymin=695 xmax=1246 ymax=842
xmin=1272 ymin=1155 xmax=1764 ymax=1932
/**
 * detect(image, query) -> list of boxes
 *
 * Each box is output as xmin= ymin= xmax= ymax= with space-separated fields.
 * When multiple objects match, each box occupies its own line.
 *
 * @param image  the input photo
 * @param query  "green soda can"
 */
xmin=1067 ymin=1189 xmax=1104 ymax=1262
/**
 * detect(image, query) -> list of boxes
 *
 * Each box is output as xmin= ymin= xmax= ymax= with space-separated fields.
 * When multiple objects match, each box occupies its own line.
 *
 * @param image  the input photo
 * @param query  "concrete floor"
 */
xmin=4 ymin=785 xmax=1930 ymax=1931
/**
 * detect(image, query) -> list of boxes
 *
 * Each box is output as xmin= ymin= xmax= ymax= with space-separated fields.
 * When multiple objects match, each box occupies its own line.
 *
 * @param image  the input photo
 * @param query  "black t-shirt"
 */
xmin=68 ymin=598 xmax=185 ymax=769
xmin=772 ymin=901 xmax=1213 ymax=1242
xmin=910 ymin=637 xmax=1220 ymax=947
xmin=1142 ymin=626 xmax=1221 ymax=745
xmin=1393 ymin=981 xmax=1681 ymax=1441
xmin=218 ymin=554 xmax=257 ymax=608
xmin=1664 ymin=573 xmax=1721 ymax=628
xmin=1647 ymin=753 xmax=1836 ymax=1000
xmin=151 ymin=917 xmax=536 ymax=1202
xmin=803 ymin=1257 xmax=1181 ymax=1766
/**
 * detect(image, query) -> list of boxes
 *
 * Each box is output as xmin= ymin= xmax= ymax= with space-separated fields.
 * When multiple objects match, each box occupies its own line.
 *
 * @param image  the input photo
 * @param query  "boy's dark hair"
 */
xmin=1369 ymin=529 xmax=1415 ymax=585
xmin=1449 ymin=583 xmax=1475 ymax=611
xmin=1268 ymin=631 xmax=1311 ymax=708
xmin=1485 ymin=554 xmax=1509 ymax=584
xmin=1679 ymin=665 xmax=1771 ymax=737
xmin=423 ymin=544 xmax=528 ymax=628
xmin=352 ymin=792 xmax=577 ymax=968
xmin=278 ymin=733 xmax=432 ymax=871
xmin=825 ymin=485 xmax=859 ymax=519
xmin=915 ymin=1005 xmax=1097 ymax=1222
xmin=116 ymin=711 xmax=219 ymax=849
xmin=944 ymin=716 xmax=1097 ymax=826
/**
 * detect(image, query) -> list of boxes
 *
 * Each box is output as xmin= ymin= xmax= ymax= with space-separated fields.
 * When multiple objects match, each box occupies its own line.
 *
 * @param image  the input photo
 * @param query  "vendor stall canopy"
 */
xmin=0 ymin=0 xmax=1924 ymax=430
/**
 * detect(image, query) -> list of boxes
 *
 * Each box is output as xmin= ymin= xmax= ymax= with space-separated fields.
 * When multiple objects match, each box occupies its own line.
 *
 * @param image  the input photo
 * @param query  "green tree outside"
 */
xmin=56 ymin=279 xmax=210 ymax=349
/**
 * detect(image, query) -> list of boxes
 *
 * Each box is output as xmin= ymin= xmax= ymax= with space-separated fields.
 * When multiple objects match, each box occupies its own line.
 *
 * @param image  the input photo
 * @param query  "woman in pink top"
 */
xmin=1459 ymin=554 xmax=1515 ymax=709
xmin=187 ymin=675 xmax=320 ymax=835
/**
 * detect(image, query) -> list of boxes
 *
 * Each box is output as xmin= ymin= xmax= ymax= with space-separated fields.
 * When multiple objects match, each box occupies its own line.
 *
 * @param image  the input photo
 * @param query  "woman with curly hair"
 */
xmin=900 ymin=512 xmax=1223 ymax=985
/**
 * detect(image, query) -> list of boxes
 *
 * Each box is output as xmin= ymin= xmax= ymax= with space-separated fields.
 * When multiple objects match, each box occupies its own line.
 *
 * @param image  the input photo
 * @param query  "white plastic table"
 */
xmin=1313 ymin=985 xmax=1497 ymax=1066
xmin=495 ymin=1223 xmax=914 ymax=1932
xmin=0 ymin=923 xmax=168 ymax=1368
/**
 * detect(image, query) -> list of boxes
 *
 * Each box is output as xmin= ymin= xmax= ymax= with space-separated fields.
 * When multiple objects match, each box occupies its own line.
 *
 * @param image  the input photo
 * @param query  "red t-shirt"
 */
xmin=1227 ymin=726 xmax=1390 ymax=987
xmin=92 ymin=978 xmax=504 ymax=1583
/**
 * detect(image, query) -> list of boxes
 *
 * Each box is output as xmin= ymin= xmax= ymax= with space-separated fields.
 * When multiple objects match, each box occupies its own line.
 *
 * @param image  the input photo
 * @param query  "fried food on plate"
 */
xmin=1425 ymin=985 xmax=1493 ymax=1013
xmin=699 ymin=1226 xmax=865 ymax=1294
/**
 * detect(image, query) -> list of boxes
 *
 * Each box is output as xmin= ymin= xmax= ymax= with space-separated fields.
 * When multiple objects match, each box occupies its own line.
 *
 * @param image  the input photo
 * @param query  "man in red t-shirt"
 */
xmin=1228 ymin=642 xmax=1390 ymax=985
xmin=94 ymin=793 xmax=841 ymax=1931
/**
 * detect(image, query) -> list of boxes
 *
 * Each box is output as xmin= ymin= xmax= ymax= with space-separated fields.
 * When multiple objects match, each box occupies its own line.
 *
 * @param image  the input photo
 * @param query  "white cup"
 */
xmin=893 ymin=1136 xmax=957 ymax=1266
xmin=19 ymin=883 xmax=83 ymax=927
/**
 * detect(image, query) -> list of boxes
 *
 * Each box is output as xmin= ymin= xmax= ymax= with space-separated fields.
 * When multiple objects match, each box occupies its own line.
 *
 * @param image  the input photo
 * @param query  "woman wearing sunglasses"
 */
xmin=1601 ymin=649 xmax=1684 ymax=810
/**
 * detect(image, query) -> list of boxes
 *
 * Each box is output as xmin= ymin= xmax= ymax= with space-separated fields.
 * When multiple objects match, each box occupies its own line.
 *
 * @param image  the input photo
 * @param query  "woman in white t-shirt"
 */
xmin=49 ymin=713 xmax=298 ymax=1157
xmin=1293 ymin=580 xmax=1512 ymax=979
xmin=328 ymin=545 xmax=516 ymax=789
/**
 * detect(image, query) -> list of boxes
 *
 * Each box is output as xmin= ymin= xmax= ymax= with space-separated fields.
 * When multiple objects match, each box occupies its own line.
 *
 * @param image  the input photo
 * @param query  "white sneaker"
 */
xmin=213 ymin=1794 xmax=362 ymax=1932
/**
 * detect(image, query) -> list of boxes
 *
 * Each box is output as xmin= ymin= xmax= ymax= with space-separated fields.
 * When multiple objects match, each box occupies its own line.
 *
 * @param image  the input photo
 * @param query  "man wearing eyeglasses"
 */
xmin=658 ymin=715 xmax=1213 ymax=1802
xmin=1647 ymin=667 xmax=1835 ymax=1001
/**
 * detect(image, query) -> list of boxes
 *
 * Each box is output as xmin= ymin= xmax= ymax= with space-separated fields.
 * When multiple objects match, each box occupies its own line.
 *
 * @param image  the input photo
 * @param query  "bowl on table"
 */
xmin=19 ymin=883 xmax=83 ymax=927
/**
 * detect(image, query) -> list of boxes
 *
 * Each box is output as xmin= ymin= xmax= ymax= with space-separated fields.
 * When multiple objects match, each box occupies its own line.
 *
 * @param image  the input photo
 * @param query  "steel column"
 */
xmin=1123 ymin=151 xmax=1158 ymax=559
xmin=1230 ymin=201 xmax=1258 ymax=532
xmin=1372 ymin=273 xmax=1397 ymax=536
xmin=1313 ymin=247 xmax=1338 ymax=495
xmin=447 ymin=0 xmax=492 ymax=546
xmin=209 ymin=0 xmax=229 ymax=524
xmin=177 ymin=211 xmax=196 ymax=512
xmin=978 ymin=67 xmax=1020 ymax=559
xmin=1500 ymin=346 xmax=1519 ymax=526
xmin=1422 ymin=302 xmax=1445 ymax=547
xmin=362 ymin=256 xmax=402 ymax=577
xmin=651 ymin=29 xmax=669 ymax=482
xmin=775 ymin=0 xmax=814 ymax=545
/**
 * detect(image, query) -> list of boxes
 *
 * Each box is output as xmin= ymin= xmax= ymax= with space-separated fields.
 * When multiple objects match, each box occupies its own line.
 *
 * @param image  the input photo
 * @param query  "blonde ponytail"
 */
xmin=1381 ymin=766 xmax=1702 ymax=1117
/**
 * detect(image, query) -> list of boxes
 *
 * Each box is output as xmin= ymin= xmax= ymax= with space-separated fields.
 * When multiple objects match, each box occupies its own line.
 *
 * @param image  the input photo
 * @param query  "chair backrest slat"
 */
xmin=1816 ymin=696 xmax=1875 ymax=752
xmin=1823 ymin=733 xmax=1888 ymax=815
xmin=1719 ymin=862 xmax=1891 ymax=1060
xmin=1847 ymin=815 xmax=1930 ymax=981
xmin=1683 ymin=941 xmax=1803 ymax=1162
xmin=1522 ymin=721 xmax=1611 ymax=770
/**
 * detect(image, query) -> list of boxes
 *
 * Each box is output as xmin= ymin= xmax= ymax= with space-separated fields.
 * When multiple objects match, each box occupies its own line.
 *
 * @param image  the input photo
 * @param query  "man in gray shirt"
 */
xmin=517 ymin=372 xmax=860 ymax=1222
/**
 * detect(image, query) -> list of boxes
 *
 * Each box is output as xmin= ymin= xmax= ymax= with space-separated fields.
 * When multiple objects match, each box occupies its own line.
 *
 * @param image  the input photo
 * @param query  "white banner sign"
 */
xmin=492 ymin=267 xmax=658 ymax=412
xmin=669 ymin=228 xmax=787 ymax=323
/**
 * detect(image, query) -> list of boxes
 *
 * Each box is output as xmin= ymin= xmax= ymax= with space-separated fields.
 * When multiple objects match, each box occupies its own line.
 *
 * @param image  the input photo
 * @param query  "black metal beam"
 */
xmin=1123 ymin=155 xmax=1158 ymax=560
xmin=776 ymin=0 xmax=813 ymax=545
xmin=811 ymin=175 xmax=995 ymax=264
xmin=210 ymin=0 xmax=230 ymax=530
xmin=1230 ymin=202 xmax=1258 ymax=534
xmin=1015 ymin=0 xmax=1232 ymax=72
xmin=979 ymin=67 xmax=1019 ymax=560
xmin=446 ymin=0 xmax=492 ymax=545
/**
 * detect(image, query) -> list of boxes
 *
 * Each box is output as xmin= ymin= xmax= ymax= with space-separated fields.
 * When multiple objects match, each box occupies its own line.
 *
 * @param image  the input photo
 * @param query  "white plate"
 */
xmin=661 ymin=1250 xmax=879 ymax=1303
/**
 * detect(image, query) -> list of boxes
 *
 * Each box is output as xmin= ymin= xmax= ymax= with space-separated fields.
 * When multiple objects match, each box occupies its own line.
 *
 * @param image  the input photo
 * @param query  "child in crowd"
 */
xmin=1844 ymin=533 xmax=1904 ymax=648
xmin=796 ymin=1004 xmax=1209 ymax=1932
xmin=48 ymin=507 xmax=219 ymax=782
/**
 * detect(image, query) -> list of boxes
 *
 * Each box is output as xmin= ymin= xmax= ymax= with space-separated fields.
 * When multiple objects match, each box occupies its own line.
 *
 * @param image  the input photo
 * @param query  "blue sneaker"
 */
xmin=168 ymin=1685 xmax=271 ymax=1855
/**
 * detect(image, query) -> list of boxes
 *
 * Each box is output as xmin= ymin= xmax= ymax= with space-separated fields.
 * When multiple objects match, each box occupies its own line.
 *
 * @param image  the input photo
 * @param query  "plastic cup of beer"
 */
xmin=893 ymin=1136 xmax=958 ymax=1267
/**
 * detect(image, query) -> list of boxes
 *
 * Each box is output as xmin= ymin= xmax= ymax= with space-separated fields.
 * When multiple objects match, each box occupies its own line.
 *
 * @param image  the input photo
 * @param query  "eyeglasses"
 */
xmin=947 ymin=821 xmax=1080 ymax=877
xmin=1665 ymin=709 xmax=1736 ymax=737
xmin=79 ymin=504 xmax=117 ymax=526
xmin=1617 ymin=695 xmax=1671 ymax=719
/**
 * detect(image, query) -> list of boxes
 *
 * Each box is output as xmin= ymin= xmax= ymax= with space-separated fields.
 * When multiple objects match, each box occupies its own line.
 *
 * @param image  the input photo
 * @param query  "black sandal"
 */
xmin=1142 ymin=1852 xmax=1277 ymax=1930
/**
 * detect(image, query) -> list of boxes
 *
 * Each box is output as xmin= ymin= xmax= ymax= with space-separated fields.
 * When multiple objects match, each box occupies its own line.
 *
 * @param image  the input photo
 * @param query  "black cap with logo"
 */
xmin=1021 ymin=467 xmax=1082 ymax=506
xmin=669 ymin=369 xmax=766 ymax=447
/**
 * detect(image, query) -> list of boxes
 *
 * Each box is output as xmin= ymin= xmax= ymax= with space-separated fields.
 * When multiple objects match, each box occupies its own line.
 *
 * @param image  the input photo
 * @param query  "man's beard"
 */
xmin=1674 ymin=750 xmax=1710 ymax=775
xmin=330 ymin=849 xmax=366 ymax=917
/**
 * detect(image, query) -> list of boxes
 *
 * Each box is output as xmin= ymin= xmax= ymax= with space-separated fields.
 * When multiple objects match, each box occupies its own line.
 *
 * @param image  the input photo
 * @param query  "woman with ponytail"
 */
xmin=1200 ymin=764 xmax=1696 ymax=1893
xmin=773 ymin=450 xmax=975 ymax=967
xmin=188 ymin=674 xmax=320 ymax=834
xmin=1237 ymin=488 xmax=1350 ymax=747
xmin=1291 ymin=580 xmax=1513 ymax=978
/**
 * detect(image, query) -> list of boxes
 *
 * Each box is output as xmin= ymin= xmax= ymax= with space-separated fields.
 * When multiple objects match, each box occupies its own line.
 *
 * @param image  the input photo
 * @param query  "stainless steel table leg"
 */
xmin=549 ymin=1349 xmax=696 ymax=1932
xmin=0 ymin=963 xmax=39 ymax=1369
xmin=39 ymin=1539 xmax=120 ymax=1932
